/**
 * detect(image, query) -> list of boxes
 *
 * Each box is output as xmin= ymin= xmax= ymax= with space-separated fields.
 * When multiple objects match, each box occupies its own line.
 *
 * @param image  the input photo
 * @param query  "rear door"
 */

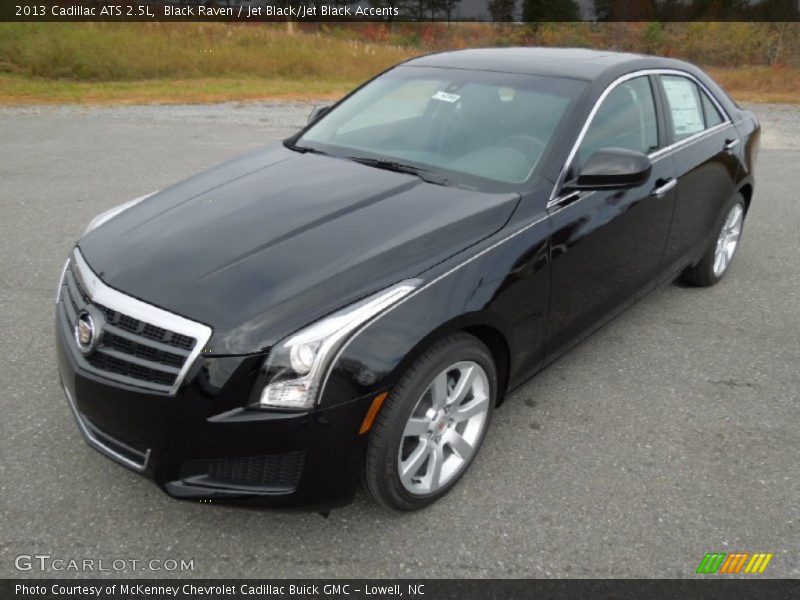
xmin=545 ymin=75 xmax=677 ymax=355
xmin=656 ymin=74 xmax=740 ymax=270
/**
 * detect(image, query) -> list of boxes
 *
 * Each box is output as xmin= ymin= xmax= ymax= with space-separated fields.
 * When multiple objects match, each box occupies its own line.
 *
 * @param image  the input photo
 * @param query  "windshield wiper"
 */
xmin=346 ymin=157 xmax=450 ymax=186
xmin=286 ymin=142 xmax=329 ymax=156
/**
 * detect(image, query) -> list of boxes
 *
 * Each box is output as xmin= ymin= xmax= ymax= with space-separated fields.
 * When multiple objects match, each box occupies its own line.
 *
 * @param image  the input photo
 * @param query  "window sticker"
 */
xmin=663 ymin=77 xmax=704 ymax=138
xmin=498 ymin=87 xmax=516 ymax=102
xmin=432 ymin=91 xmax=461 ymax=103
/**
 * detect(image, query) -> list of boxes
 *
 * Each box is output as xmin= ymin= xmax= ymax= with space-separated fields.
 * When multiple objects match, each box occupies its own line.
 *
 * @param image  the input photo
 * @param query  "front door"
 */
xmin=546 ymin=75 xmax=677 ymax=355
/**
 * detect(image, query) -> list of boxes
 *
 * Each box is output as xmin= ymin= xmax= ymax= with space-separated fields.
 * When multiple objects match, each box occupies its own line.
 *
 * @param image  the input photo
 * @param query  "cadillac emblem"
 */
xmin=74 ymin=310 xmax=98 ymax=355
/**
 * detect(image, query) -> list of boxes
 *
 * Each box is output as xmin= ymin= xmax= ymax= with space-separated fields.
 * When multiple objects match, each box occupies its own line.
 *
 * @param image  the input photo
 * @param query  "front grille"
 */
xmin=58 ymin=251 xmax=210 ymax=394
xmin=103 ymin=331 xmax=185 ymax=368
xmin=85 ymin=351 xmax=177 ymax=387
xmin=95 ymin=301 xmax=195 ymax=351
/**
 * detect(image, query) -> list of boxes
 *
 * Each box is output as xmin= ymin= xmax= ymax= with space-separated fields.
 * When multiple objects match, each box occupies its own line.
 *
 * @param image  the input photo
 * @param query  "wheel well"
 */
xmin=463 ymin=324 xmax=511 ymax=406
xmin=389 ymin=321 xmax=513 ymax=407
xmin=739 ymin=184 xmax=753 ymax=215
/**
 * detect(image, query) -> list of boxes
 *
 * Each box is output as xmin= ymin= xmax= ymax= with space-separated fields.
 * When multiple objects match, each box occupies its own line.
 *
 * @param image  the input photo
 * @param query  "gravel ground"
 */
xmin=0 ymin=101 xmax=797 ymax=579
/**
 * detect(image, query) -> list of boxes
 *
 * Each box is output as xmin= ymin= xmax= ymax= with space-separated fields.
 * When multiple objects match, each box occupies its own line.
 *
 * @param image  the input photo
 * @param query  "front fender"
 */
xmin=319 ymin=208 xmax=551 ymax=409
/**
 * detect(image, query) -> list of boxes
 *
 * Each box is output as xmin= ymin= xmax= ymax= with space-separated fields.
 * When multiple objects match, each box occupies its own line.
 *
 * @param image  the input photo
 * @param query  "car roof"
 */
xmin=404 ymin=47 xmax=676 ymax=81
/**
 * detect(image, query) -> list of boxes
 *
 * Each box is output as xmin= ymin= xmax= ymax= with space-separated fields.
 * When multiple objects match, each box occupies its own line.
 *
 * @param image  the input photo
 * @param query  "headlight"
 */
xmin=83 ymin=191 xmax=157 ymax=235
xmin=254 ymin=280 xmax=420 ymax=410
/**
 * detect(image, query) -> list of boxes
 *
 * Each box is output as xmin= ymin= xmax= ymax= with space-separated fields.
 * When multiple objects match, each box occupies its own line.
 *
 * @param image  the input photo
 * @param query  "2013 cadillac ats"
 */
xmin=55 ymin=48 xmax=760 ymax=511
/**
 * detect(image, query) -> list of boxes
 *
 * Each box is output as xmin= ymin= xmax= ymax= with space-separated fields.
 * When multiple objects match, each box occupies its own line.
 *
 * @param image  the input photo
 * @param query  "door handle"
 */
xmin=651 ymin=178 xmax=677 ymax=198
xmin=724 ymin=138 xmax=740 ymax=151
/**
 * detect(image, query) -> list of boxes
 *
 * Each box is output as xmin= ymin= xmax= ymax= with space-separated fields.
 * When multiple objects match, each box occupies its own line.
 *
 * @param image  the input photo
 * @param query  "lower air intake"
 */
xmin=178 ymin=451 xmax=306 ymax=493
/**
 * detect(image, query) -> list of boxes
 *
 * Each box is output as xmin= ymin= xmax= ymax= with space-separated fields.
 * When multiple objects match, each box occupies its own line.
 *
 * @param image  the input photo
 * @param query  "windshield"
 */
xmin=296 ymin=66 xmax=586 ymax=189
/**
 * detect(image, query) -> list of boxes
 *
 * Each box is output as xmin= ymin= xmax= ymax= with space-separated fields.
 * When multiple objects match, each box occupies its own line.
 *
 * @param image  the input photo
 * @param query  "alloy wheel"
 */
xmin=397 ymin=360 xmax=490 ymax=495
xmin=713 ymin=203 xmax=744 ymax=277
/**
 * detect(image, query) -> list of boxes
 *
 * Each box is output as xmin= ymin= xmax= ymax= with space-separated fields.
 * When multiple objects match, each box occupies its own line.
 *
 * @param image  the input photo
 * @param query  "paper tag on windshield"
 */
xmin=432 ymin=91 xmax=460 ymax=103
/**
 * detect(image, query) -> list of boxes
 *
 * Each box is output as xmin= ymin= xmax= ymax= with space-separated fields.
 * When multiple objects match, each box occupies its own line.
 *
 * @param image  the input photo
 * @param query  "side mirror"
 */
xmin=308 ymin=105 xmax=332 ymax=125
xmin=563 ymin=147 xmax=652 ymax=192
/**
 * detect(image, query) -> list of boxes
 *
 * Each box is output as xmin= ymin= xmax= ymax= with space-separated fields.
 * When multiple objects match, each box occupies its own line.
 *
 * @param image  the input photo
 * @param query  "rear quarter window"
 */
xmin=701 ymin=91 xmax=725 ymax=128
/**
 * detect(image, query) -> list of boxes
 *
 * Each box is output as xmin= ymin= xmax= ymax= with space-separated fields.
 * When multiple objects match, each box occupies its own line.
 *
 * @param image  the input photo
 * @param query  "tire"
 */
xmin=363 ymin=333 xmax=497 ymax=511
xmin=682 ymin=193 xmax=746 ymax=287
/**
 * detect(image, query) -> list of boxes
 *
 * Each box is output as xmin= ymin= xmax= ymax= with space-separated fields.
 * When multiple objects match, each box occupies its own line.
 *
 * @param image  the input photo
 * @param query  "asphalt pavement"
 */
xmin=0 ymin=101 xmax=798 ymax=578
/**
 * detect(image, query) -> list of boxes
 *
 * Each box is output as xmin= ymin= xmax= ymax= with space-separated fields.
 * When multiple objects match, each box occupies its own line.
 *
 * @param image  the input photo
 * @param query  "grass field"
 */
xmin=2 ymin=66 xmax=796 ymax=106
xmin=706 ymin=66 xmax=800 ymax=104
xmin=0 ymin=75 xmax=350 ymax=105
xmin=0 ymin=23 xmax=412 ymax=104
xmin=0 ymin=23 xmax=797 ymax=105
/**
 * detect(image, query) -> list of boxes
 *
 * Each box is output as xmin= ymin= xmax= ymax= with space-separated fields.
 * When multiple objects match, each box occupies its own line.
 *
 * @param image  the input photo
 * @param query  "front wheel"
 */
xmin=363 ymin=333 xmax=496 ymax=511
xmin=683 ymin=193 xmax=746 ymax=287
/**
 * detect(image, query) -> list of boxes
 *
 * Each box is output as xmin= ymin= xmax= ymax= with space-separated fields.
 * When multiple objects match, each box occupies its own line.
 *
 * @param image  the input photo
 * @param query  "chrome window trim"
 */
xmin=71 ymin=248 xmax=213 ymax=395
xmin=62 ymin=381 xmax=150 ymax=472
xmin=549 ymin=68 xmax=733 ymax=205
xmin=647 ymin=121 xmax=731 ymax=161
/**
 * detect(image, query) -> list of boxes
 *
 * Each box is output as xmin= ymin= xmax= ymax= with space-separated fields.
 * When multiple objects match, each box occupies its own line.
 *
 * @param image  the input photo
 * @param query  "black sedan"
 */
xmin=55 ymin=48 xmax=759 ymax=511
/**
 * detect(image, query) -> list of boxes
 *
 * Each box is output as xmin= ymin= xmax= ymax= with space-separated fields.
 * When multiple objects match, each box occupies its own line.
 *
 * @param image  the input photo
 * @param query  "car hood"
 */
xmin=79 ymin=144 xmax=520 ymax=354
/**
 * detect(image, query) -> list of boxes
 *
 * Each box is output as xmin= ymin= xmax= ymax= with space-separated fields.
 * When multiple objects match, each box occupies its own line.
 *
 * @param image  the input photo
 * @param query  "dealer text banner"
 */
xmin=5 ymin=579 xmax=800 ymax=600
xmin=2 ymin=0 xmax=799 ymax=22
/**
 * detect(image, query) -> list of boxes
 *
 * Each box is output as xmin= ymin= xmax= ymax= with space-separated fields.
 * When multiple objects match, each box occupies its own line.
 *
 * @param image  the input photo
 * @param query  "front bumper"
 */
xmin=56 ymin=308 xmax=373 ymax=509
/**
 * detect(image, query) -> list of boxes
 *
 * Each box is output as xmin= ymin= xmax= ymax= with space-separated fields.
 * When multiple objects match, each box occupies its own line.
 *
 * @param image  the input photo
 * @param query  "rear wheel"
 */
xmin=683 ymin=193 xmax=746 ymax=287
xmin=363 ymin=333 xmax=496 ymax=511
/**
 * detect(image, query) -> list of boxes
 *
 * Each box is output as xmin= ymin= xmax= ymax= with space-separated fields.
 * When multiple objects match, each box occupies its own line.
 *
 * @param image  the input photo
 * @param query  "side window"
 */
xmin=661 ymin=75 xmax=707 ymax=141
xmin=577 ymin=76 xmax=659 ymax=167
xmin=701 ymin=90 xmax=725 ymax=128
